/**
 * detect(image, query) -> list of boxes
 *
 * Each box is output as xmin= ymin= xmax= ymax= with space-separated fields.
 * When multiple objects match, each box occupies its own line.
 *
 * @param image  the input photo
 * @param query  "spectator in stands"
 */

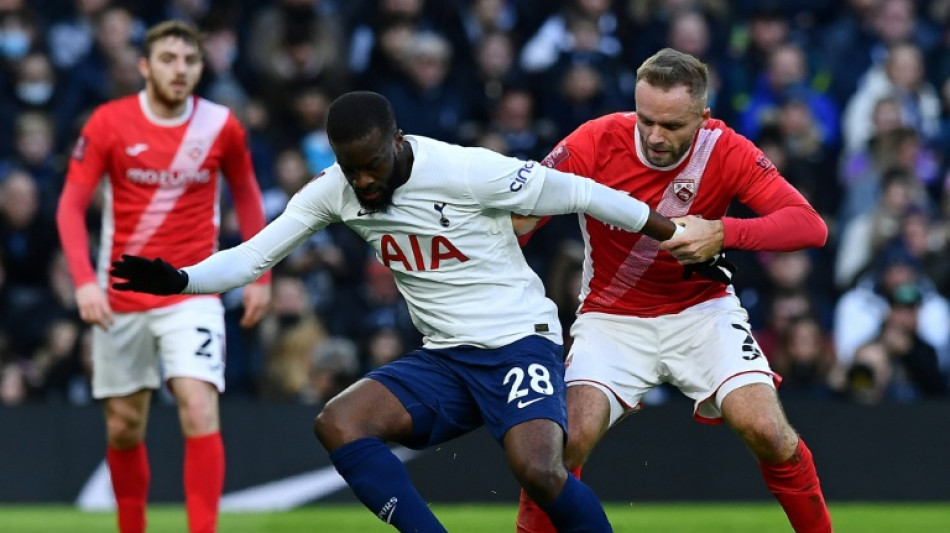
xmin=56 ymin=5 xmax=140 ymax=138
xmin=839 ymin=127 xmax=939 ymax=227
xmin=769 ymin=315 xmax=836 ymax=398
xmin=379 ymin=32 xmax=471 ymax=144
xmin=305 ymin=337 xmax=361 ymax=406
xmin=842 ymin=41 xmax=940 ymax=155
xmin=823 ymin=0 xmax=940 ymax=106
xmin=46 ymin=0 xmax=112 ymax=70
xmin=464 ymin=30 xmax=527 ymax=128
xmin=834 ymin=242 xmax=950 ymax=368
xmin=244 ymin=0 xmax=347 ymax=108
xmin=878 ymin=283 xmax=948 ymax=398
xmin=484 ymin=86 xmax=557 ymax=161
xmin=363 ymin=326 xmax=404 ymax=370
xmin=518 ymin=0 xmax=622 ymax=75
xmin=836 ymin=339 xmax=894 ymax=404
xmin=2 ymin=112 xmax=63 ymax=217
xmin=738 ymin=42 xmax=839 ymax=149
xmin=836 ymin=168 xmax=923 ymax=289
xmin=539 ymin=18 xmax=628 ymax=139
xmin=293 ymin=87 xmax=335 ymax=176
xmin=0 ymin=361 xmax=27 ymax=405
xmin=260 ymin=276 xmax=329 ymax=402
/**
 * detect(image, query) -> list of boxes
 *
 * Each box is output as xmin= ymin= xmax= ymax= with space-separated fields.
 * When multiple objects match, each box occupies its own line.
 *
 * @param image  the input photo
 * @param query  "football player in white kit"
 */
xmin=111 ymin=91 xmax=686 ymax=532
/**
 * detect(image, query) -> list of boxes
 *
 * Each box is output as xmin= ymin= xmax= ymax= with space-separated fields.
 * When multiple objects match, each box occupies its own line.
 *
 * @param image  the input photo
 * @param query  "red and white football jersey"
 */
xmin=62 ymin=92 xmax=266 ymax=312
xmin=541 ymin=112 xmax=824 ymax=317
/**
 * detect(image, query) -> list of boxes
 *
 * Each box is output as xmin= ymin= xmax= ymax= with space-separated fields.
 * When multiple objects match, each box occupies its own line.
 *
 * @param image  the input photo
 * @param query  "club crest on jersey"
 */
xmin=673 ymin=179 xmax=696 ymax=202
xmin=185 ymin=140 xmax=208 ymax=162
xmin=541 ymin=145 xmax=570 ymax=168
xmin=433 ymin=202 xmax=450 ymax=227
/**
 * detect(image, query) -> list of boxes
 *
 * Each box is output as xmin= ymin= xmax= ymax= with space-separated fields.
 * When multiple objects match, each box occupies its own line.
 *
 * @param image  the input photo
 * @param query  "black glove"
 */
xmin=111 ymin=254 xmax=189 ymax=295
xmin=682 ymin=254 xmax=736 ymax=285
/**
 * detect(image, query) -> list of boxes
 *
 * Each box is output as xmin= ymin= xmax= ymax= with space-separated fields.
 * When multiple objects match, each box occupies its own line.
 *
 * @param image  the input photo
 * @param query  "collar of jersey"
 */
xmin=138 ymin=91 xmax=194 ymax=127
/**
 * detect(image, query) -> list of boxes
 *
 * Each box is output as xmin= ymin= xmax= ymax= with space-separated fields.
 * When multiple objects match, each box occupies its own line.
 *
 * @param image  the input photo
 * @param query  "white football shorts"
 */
xmin=565 ymin=294 xmax=778 ymax=426
xmin=92 ymin=296 xmax=226 ymax=398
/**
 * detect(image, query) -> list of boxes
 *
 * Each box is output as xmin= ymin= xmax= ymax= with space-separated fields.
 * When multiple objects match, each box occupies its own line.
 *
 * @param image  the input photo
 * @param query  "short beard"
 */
xmin=354 ymin=186 xmax=394 ymax=213
xmin=154 ymin=82 xmax=191 ymax=109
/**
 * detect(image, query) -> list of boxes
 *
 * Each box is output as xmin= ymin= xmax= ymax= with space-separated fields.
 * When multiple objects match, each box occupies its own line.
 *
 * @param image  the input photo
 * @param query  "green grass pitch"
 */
xmin=2 ymin=503 xmax=949 ymax=532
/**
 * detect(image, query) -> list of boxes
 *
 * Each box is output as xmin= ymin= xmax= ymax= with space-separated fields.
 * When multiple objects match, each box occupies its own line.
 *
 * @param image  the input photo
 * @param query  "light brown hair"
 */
xmin=143 ymin=20 xmax=205 ymax=60
xmin=637 ymin=48 xmax=708 ymax=110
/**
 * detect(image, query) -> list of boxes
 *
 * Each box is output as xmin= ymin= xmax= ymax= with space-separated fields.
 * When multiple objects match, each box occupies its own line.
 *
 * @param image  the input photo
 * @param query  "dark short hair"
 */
xmin=637 ymin=48 xmax=708 ymax=109
xmin=326 ymin=91 xmax=397 ymax=145
xmin=144 ymin=20 xmax=205 ymax=60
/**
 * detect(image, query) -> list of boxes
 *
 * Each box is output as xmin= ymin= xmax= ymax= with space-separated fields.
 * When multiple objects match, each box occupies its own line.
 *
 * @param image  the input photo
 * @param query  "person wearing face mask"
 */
xmin=0 ymin=22 xmax=32 ymax=61
xmin=12 ymin=52 xmax=57 ymax=113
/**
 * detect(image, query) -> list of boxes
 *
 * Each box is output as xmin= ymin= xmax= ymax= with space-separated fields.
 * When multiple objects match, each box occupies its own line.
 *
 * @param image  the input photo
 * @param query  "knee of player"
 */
xmin=563 ymin=429 xmax=601 ymax=469
xmin=513 ymin=457 xmax=566 ymax=499
xmin=735 ymin=414 xmax=795 ymax=457
xmin=105 ymin=413 xmax=146 ymax=446
xmin=312 ymin=404 xmax=357 ymax=449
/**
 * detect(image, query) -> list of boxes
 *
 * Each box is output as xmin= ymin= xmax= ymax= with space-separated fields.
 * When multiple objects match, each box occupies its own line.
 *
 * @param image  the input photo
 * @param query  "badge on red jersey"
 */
xmin=71 ymin=135 xmax=88 ymax=161
xmin=755 ymin=153 xmax=775 ymax=172
xmin=541 ymin=144 xmax=570 ymax=169
xmin=673 ymin=178 xmax=696 ymax=202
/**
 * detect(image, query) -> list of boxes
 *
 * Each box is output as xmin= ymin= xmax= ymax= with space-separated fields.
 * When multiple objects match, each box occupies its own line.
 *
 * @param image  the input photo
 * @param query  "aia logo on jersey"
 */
xmin=755 ymin=153 xmax=774 ymax=172
xmin=380 ymin=234 xmax=469 ymax=271
xmin=71 ymin=135 xmax=88 ymax=161
xmin=541 ymin=145 xmax=570 ymax=169
xmin=673 ymin=179 xmax=696 ymax=202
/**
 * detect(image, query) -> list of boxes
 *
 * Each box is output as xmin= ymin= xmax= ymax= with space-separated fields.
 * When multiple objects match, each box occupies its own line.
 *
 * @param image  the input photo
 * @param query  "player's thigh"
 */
xmin=364 ymin=349 xmax=482 ymax=449
xmin=662 ymin=295 xmax=777 ymax=422
xmin=466 ymin=335 xmax=568 ymax=446
xmin=91 ymin=312 xmax=160 ymax=399
xmin=152 ymin=298 xmax=226 ymax=394
xmin=566 ymin=312 xmax=663 ymax=425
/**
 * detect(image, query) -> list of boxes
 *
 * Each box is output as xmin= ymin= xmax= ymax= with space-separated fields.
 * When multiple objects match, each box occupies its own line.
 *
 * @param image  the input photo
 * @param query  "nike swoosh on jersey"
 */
xmin=384 ymin=504 xmax=396 ymax=523
xmin=517 ymin=397 xmax=545 ymax=408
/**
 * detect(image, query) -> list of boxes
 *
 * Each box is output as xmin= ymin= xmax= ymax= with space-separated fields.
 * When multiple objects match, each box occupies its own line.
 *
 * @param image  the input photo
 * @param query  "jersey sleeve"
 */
xmin=282 ymin=169 xmax=342 ymax=230
xmin=57 ymin=109 xmax=111 ymax=287
xmin=220 ymin=116 xmax=271 ymax=284
xmin=460 ymin=147 xmax=547 ymax=214
xmin=517 ymin=125 xmax=599 ymax=245
xmin=720 ymin=136 xmax=828 ymax=251
xmin=65 ymin=108 xmax=111 ymax=189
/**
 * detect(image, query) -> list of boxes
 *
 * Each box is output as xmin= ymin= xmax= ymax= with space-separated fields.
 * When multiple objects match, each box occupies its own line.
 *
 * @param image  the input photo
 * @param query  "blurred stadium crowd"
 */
xmin=1 ymin=0 xmax=949 ymax=408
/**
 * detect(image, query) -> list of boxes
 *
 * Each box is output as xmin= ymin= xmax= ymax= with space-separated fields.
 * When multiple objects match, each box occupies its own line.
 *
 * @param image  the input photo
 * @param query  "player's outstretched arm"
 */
xmin=529 ymin=167 xmax=681 ymax=241
xmin=113 ymin=212 xmax=317 ymax=295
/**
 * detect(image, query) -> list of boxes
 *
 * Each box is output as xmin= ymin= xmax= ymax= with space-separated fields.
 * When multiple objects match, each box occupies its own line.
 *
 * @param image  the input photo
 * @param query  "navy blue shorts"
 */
xmin=366 ymin=335 xmax=567 ymax=450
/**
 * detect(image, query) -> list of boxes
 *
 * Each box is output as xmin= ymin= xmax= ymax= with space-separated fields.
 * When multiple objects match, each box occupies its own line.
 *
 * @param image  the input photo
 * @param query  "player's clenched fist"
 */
xmin=111 ymin=254 xmax=189 ymax=295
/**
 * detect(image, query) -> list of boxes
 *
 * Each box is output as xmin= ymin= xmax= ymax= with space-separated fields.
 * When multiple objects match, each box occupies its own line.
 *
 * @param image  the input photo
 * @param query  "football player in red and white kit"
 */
xmin=55 ymin=21 xmax=271 ymax=533
xmin=515 ymin=49 xmax=833 ymax=532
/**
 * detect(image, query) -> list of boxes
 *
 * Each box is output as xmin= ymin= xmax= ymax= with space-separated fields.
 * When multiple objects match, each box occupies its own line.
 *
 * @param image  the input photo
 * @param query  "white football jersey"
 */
xmin=285 ymin=135 xmax=562 ymax=349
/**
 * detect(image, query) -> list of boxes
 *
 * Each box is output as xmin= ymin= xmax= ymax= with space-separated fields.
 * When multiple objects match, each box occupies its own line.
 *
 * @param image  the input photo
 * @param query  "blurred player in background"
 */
xmin=109 ymin=90 xmax=690 ymax=532
xmin=55 ymin=21 xmax=271 ymax=533
xmin=515 ymin=48 xmax=833 ymax=533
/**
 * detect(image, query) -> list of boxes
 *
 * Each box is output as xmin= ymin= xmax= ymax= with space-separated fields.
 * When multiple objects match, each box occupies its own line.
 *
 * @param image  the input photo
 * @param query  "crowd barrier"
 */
xmin=1 ymin=398 xmax=947 ymax=506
